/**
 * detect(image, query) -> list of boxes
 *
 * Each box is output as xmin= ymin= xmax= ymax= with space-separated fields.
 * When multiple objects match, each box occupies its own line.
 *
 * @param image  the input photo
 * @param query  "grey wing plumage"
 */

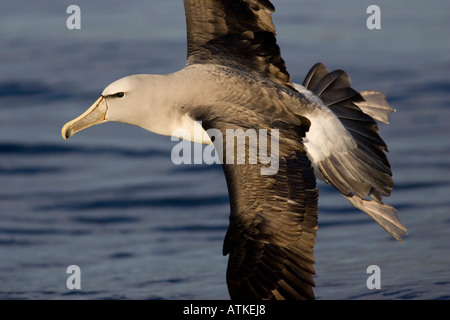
xmin=303 ymin=63 xmax=393 ymax=198
xmin=189 ymin=103 xmax=318 ymax=300
xmin=183 ymin=0 xmax=293 ymax=88
xmin=302 ymin=63 xmax=406 ymax=241
xmin=222 ymin=153 xmax=318 ymax=300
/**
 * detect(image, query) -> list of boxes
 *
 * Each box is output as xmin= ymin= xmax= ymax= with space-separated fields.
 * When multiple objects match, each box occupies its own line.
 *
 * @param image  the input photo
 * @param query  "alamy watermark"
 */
xmin=64 ymin=264 xmax=382 ymax=292
xmin=366 ymin=5 xmax=381 ymax=30
xmin=66 ymin=5 xmax=81 ymax=30
xmin=67 ymin=5 xmax=382 ymax=31
xmin=171 ymin=121 xmax=280 ymax=175
xmin=66 ymin=265 xmax=81 ymax=290
xmin=366 ymin=265 xmax=381 ymax=289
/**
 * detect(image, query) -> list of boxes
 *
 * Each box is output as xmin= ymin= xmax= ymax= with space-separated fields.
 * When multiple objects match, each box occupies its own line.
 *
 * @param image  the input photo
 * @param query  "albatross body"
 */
xmin=61 ymin=0 xmax=406 ymax=300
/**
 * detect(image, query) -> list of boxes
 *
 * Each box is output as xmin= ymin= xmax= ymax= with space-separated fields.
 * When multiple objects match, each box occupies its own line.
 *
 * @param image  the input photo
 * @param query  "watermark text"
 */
xmin=66 ymin=5 xmax=81 ymax=30
xmin=171 ymin=121 xmax=279 ymax=175
xmin=366 ymin=5 xmax=381 ymax=30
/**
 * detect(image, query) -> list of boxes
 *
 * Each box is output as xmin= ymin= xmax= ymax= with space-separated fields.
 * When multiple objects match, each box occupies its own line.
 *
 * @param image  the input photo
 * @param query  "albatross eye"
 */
xmin=114 ymin=92 xmax=125 ymax=98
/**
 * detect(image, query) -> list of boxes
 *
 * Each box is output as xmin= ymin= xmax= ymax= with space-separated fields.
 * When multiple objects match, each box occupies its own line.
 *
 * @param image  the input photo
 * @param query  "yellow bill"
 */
xmin=61 ymin=96 xmax=108 ymax=140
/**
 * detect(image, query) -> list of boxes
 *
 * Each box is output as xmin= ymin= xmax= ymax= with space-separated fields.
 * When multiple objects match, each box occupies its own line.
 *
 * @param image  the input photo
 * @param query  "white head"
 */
xmin=101 ymin=74 xmax=171 ymax=129
xmin=62 ymin=74 xmax=183 ymax=140
xmin=62 ymin=72 xmax=212 ymax=145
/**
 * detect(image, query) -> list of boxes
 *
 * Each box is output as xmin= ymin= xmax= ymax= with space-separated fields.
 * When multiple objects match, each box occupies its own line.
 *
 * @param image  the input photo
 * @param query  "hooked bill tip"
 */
xmin=61 ymin=124 xmax=72 ymax=140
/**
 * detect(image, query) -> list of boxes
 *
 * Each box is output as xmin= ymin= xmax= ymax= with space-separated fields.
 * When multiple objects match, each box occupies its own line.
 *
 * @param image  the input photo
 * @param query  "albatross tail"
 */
xmin=297 ymin=62 xmax=407 ymax=241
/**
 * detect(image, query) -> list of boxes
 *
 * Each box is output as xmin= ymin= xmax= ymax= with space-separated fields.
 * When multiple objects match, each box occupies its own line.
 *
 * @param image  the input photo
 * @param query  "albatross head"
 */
xmin=61 ymin=74 xmax=181 ymax=140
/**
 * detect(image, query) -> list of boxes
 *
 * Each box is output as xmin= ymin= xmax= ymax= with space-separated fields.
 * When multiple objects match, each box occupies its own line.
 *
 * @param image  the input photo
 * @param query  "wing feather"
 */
xmin=189 ymin=100 xmax=318 ymax=300
xmin=183 ymin=0 xmax=292 ymax=88
xmin=300 ymin=63 xmax=406 ymax=240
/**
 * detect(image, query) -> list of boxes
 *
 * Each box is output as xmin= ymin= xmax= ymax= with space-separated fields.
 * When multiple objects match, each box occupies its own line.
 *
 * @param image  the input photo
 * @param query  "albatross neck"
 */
xmin=134 ymin=65 xmax=218 ymax=143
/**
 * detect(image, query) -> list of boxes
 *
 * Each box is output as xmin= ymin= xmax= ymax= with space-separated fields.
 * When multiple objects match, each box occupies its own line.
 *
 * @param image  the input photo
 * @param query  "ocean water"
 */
xmin=0 ymin=0 xmax=449 ymax=300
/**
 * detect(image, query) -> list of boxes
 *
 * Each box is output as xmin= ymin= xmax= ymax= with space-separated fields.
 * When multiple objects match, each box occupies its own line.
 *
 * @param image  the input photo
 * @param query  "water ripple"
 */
xmin=38 ymin=195 xmax=229 ymax=211
xmin=71 ymin=216 xmax=141 ymax=225
xmin=0 ymin=142 xmax=167 ymax=158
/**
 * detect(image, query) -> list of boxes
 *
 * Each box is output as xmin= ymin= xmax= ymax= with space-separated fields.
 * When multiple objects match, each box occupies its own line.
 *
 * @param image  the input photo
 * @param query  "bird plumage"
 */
xmin=61 ymin=0 xmax=406 ymax=300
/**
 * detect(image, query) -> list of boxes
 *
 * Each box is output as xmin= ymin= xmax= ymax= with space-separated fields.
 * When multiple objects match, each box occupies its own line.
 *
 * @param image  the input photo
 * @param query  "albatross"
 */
xmin=61 ymin=0 xmax=406 ymax=300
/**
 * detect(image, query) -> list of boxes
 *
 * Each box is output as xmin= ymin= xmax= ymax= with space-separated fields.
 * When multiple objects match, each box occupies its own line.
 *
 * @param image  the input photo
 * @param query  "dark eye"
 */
xmin=114 ymin=92 xmax=125 ymax=98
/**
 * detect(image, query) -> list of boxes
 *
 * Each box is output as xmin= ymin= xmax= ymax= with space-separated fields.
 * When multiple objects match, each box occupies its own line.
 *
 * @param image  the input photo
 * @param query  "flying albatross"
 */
xmin=61 ymin=0 xmax=406 ymax=300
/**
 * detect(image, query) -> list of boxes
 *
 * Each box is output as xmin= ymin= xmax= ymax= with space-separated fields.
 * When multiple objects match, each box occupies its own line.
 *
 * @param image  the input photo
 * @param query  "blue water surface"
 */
xmin=0 ymin=0 xmax=449 ymax=299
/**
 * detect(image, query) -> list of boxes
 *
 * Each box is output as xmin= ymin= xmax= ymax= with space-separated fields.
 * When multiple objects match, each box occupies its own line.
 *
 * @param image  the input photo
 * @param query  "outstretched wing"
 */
xmin=189 ymin=102 xmax=318 ymax=300
xmin=300 ymin=63 xmax=406 ymax=241
xmin=183 ymin=0 xmax=293 ymax=88
xmin=302 ymin=63 xmax=393 ymax=199
xmin=222 ymin=151 xmax=318 ymax=300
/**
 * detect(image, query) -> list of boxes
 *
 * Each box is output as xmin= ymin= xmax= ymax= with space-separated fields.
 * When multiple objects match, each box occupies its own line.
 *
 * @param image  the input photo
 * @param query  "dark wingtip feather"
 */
xmin=303 ymin=62 xmax=395 ymax=203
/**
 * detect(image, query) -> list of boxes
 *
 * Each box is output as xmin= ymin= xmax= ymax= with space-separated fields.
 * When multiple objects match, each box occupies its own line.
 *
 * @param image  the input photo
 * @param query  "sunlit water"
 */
xmin=0 ymin=0 xmax=449 ymax=299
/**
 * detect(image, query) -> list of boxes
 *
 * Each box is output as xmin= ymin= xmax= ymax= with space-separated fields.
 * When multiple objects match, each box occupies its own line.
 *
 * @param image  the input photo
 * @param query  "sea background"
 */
xmin=0 ymin=0 xmax=448 ymax=300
